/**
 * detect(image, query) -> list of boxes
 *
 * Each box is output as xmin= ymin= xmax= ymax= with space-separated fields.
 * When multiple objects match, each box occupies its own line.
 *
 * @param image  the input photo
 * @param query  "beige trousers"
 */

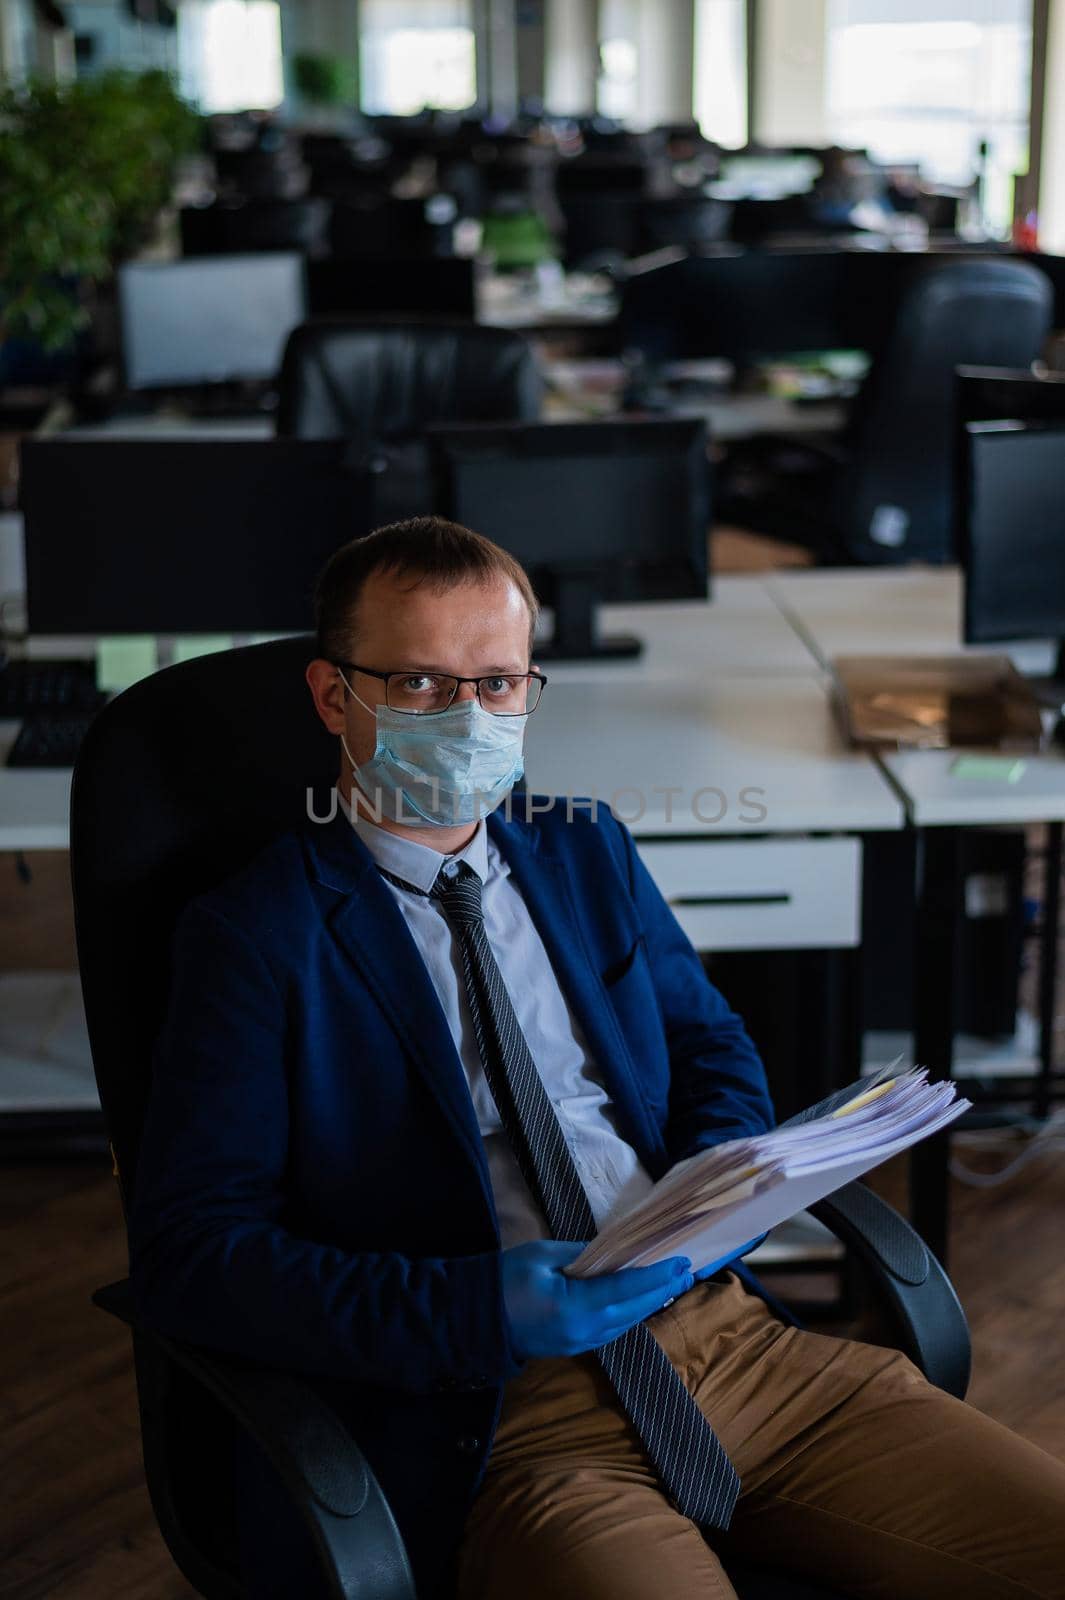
xmin=456 ymin=1271 xmax=1065 ymax=1599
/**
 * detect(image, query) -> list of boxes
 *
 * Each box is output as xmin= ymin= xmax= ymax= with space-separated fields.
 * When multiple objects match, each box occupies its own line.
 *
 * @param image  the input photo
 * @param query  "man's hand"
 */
xmin=501 ymin=1241 xmax=694 ymax=1360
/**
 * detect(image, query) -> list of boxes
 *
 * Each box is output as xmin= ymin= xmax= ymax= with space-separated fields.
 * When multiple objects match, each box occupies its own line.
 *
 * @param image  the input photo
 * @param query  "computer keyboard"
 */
xmin=0 ymin=658 xmax=107 ymax=717
xmin=6 ymin=712 xmax=99 ymax=768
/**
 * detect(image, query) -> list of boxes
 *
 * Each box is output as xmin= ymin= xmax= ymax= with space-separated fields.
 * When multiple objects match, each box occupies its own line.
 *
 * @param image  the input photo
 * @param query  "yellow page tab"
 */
xmin=831 ymin=1079 xmax=897 ymax=1117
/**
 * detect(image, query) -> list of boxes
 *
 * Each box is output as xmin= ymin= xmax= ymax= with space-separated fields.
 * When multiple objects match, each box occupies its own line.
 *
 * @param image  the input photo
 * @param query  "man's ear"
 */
xmin=305 ymin=659 xmax=348 ymax=736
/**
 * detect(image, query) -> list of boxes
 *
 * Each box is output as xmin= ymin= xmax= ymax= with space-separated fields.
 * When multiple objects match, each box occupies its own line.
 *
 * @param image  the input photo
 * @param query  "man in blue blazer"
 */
xmin=130 ymin=517 xmax=1065 ymax=1600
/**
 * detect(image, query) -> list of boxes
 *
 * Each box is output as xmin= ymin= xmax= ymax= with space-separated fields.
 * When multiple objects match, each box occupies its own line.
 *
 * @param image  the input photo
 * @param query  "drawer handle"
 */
xmin=669 ymin=893 xmax=792 ymax=908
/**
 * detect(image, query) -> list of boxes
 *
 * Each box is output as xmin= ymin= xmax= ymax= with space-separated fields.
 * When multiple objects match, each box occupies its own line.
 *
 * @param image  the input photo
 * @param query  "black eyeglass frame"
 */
xmin=332 ymin=660 xmax=548 ymax=717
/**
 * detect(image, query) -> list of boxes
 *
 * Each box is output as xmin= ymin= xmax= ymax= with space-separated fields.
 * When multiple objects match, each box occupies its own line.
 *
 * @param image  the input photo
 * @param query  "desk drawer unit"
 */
xmin=635 ymin=837 xmax=862 ymax=952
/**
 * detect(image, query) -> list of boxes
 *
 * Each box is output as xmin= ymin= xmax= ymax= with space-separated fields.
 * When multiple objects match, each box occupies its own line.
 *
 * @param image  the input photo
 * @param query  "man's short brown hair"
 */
xmin=314 ymin=515 xmax=540 ymax=663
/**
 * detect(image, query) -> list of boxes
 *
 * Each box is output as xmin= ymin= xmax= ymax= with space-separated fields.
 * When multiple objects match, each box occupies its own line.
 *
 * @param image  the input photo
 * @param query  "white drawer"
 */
xmin=635 ymin=837 xmax=861 ymax=952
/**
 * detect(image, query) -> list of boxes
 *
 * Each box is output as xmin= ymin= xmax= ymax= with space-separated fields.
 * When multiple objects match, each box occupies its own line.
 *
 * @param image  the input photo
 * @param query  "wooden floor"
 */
xmin=3 ymin=1144 xmax=1064 ymax=1600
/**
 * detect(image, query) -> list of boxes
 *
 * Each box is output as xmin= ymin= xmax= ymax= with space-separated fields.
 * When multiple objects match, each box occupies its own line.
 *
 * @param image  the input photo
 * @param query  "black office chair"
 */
xmin=275 ymin=320 xmax=543 ymax=449
xmin=75 ymin=637 xmax=971 ymax=1600
xmin=723 ymin=257 xmax=1054 ymax=564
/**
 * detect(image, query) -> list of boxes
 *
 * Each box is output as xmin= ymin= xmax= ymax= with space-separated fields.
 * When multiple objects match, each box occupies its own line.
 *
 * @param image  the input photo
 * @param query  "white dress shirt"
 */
xmin=337 ymin=789 xmax=656 ymax=1248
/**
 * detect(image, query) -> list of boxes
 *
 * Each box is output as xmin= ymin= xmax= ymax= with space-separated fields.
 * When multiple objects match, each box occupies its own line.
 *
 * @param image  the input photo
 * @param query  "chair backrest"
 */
xmin=275 ymin=320 xmax=543 ymax=445
xmin=70 ymin=636 xmax=335 ymax=1207
xmin=835 ymin=257 xmax=1053 ymax=563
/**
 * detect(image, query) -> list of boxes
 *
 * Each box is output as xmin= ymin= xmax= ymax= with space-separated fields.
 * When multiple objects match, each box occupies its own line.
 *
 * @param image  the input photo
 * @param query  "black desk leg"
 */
xmin=910 ymin=826 xmax=962 ymax=1266
xmin=1035 ymin=820 xmax=1063 ymax=1122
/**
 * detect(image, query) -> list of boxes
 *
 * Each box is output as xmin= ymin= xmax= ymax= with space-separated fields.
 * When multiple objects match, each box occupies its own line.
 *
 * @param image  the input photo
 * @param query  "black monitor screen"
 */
xmin=306 ymin=256 xmax=475 ymax=319
xmin=118 ymin=253 xmax=307 ymax=389
xmin=961 ymin=421 xmax=1065 ymax=645
xmin=20 ymin=439 xmax=370 ymax=634
xmin=430 ymin=419 xmax=709 ymax=601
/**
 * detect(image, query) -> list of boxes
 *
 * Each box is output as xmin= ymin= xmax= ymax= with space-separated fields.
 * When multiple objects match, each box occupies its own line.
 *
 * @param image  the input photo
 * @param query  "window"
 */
xmin=358 ymin=0 xmax=477 ymax=116
xmin=177 ymin=0 xmax=284 ymax=114
xmin=597 ymin=0 xmax=639 ymax=122
xmin=825 ymin=0 xmax=1033 ymax=235
xmin=694 ymin=0 xmax=747 ymax=147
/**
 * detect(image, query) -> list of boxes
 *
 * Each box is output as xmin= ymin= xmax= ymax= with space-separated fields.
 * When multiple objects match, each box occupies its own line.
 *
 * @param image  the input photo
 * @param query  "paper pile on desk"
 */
xmin=566 ymin=1066 xmax=970 ymax=1279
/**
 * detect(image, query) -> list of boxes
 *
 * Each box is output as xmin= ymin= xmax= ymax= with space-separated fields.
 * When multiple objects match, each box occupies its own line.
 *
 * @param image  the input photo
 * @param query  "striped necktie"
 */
xmin=422 ymin=860 xmax=741 ymax=1531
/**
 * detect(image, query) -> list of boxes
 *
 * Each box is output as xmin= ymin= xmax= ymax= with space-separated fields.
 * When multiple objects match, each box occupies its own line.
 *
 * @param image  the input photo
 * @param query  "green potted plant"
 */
xmin=0 ymin=69 xmax=201 ymax=356
xmin=290 ymin=52 xmax=358 ymax=110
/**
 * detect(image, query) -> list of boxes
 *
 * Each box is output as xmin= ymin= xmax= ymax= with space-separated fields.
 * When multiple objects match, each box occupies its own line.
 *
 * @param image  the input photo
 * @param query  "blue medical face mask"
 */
xmin=337 ymin=671 xmax=527 ymax=828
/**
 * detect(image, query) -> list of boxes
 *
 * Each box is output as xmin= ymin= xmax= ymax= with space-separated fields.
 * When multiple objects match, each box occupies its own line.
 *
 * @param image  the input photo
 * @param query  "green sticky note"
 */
xmin=950 ymin=755 xmax=1027 ymax=783
xmin=96 ymin=635 xmax=158 ymax=692
xmin=171 ymin=635 xmax=234 ymax=664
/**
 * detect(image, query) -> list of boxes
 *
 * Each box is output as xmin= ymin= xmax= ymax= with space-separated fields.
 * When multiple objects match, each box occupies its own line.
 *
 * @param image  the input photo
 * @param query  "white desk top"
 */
xmin=8 ymin=566 xmax=1060 ymax=847
xmin=696 ymin=395 xmax=847 ymax=443
xmin=879 ymin=744 xmax=1065 ymax=827
xmin=0 ymin=587 xmax=900 ymax=850
xmin=764 ymin=568 xmax=1065 ymax=826
xmin=524 ymin=672 xmax=905 ymax=835
xmin=539 ymin=582 xmax=819 ymax=681
xmin=0 ymin=722 xmax=70 ymax=850
xmin=543 ymin=387 xmax=847 ymax=441
xmin=766 ymin=566 xmax=1059 ymax=677
xmin=64 ymin=414 xmax=275 ymax=440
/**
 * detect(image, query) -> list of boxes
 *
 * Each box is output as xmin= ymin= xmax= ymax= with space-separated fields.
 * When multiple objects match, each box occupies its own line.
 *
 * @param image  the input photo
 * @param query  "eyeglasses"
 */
xmin=334 ymin=662 xmax=547 ymax=716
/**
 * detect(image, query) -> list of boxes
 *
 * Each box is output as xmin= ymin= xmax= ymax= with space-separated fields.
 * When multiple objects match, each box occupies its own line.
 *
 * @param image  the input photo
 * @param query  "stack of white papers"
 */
xmin=566 ymin=1066 xmax=970 ymax=1279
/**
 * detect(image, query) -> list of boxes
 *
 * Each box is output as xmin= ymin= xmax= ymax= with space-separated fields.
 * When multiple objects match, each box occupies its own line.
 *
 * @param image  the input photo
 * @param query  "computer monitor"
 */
xmin=20 ymin=439 xmax=370 ymax=635
xmin=306 ymin=256 xmax=476 ymax=319
xmin=959 ymin=421 xmax=1065 ymax=691
xmin=430 ymin=418 xmax=710 ymax=659
xmin=619 ymin=252 xmax=1009 ymax=368
xmin=117 ymin=253 xmax=307 ymax=390
xmin=619 ymin=252 xmax=849 ymax=364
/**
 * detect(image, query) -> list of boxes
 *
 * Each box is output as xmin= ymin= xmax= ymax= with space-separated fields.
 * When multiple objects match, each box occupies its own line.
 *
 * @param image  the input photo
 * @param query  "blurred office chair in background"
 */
xmin=276 ymin=320 xmax=542 ymax=447
xmin=276 ymin=321 xmax=542 ymax=523
xmin=722 ymin=257 xmax=1053 ymax=563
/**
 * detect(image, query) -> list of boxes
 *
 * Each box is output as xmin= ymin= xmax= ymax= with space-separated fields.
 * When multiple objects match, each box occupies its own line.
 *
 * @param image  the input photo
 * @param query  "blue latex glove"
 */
xmin=501 ymin=1240 xmax=695 ymax=1360
xmin=693 ymin=1234 xmax=767 ymax=1282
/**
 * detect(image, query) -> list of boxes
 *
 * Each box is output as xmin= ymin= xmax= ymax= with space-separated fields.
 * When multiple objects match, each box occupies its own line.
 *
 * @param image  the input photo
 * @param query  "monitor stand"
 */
xmin=1025 ymin=639 xmax=1065 ymax=715
xmin=532 ymin=575 xmax=642 ymax=662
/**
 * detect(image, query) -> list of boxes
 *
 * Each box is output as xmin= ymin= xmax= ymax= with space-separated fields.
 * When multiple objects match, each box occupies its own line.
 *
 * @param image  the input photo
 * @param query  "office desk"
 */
xmin=0 ymin=584 xmax=902 ymax=1156
xmin=523 ymin=660 xmax=902 ymax=1159
xmin=540 ymin=585 xmax=818 ymax=680
xmin=542 ymin=361 xmax=849 ymax=440
xmin=767 ymin=567 xmax=1065 ymax=1260
xmin=0 ymin=586 xmax=879 ymax=854
xmin=64 ymin=414 xmax=275 ymax=440
xmin=525 ymin=670 xmax=901 ymax=956
xmin=879 ymin=731 xmax=1065 ymax=1261
xmin=477 ymin=272 xmax=618 ymax=331
xmin=767 ymin=567 xmax=1060 ymax=678
xmin=525 ymin=671 xmax=901 ymax=839
xmin=0 ymin=723 xmax=69 ymax=848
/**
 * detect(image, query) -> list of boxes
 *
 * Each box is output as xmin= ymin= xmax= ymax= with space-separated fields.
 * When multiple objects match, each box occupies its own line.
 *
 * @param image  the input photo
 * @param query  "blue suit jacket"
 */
xmin=129 ymin=797 xmax=777 ymax=1597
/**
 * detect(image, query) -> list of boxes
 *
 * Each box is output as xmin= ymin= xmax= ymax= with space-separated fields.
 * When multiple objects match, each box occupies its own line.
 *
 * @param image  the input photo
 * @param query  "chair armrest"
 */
xmin=93 ymin=1280 xmax=418 ymax=1600
xmin=807 ymin=1184 xmax=971 ymax=1400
